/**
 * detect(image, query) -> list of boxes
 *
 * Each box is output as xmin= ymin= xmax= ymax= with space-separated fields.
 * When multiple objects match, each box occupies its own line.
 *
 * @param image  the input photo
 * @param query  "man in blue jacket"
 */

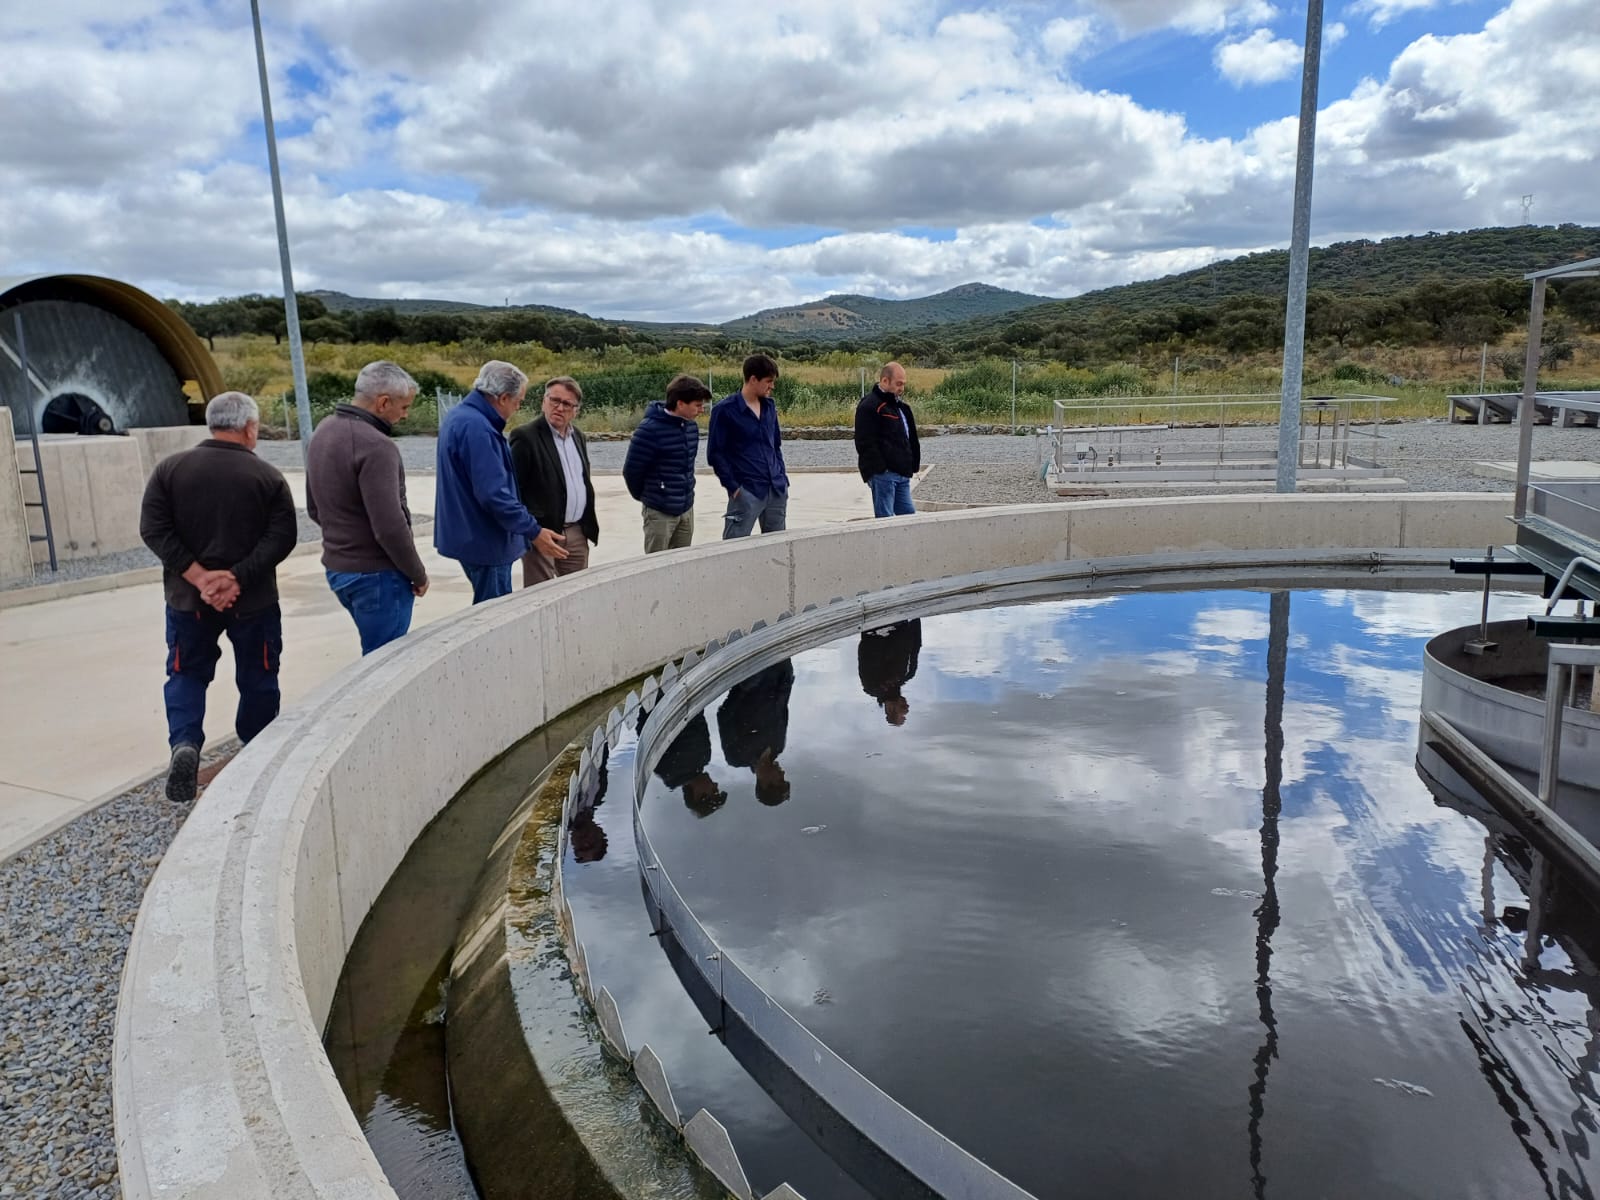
xmin=434 ymin=360 xmax=567 ymax=603
xmin=622 ymin=373 xmax=711 ymax=553
xmin=706 ymin=354 xmax=789 ymax=539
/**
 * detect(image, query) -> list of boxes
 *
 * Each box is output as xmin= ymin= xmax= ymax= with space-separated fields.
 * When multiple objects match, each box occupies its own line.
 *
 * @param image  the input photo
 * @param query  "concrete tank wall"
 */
xmin=1 ymin=427 xmax=208 ymax=571
xmin=0 ymin=410 xmax=32 ymax=584
xmin=113 ymin=493 xmax=1515 ymax=1200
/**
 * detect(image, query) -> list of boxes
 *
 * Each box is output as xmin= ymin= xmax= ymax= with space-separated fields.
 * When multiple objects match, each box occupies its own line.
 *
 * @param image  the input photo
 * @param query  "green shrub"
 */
xmin=222 ymin=364 xmax=274 ymax=396
xmin=1331 ymin=362 xmax=1384 ymax=385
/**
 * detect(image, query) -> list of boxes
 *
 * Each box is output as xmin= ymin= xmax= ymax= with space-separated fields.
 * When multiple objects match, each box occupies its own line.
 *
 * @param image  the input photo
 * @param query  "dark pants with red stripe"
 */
xmin=163 ymin=604 xmax=283 ymax=749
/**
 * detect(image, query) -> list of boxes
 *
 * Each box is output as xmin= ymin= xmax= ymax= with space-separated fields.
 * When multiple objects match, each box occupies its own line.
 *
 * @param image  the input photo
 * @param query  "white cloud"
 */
xmin=1041 ymin=15 xmax=1097 ymax=59
xmin=1215 ymin=28 xmax=1304 ymax=86
xmin=0 ymin=0 xmax=1594 ymax=318
xmin=1350 ymin=0 xmax=1466 ymax=29
xmin=1081 ymin=0 xmax=1279 ymax=35
xmin=1325 ymin=20 xmax=1350 ymax=50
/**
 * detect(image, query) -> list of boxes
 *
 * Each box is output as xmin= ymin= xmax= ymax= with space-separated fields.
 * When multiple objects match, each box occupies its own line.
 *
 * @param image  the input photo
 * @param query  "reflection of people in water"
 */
xmin=567 ymin=743 xmax=609 ymax=862
xmin=858 ymin=619 xmax=920 ymax=726
xmin=643 ymin=710 xmax=726 ymax=818
xmin=716 ymin=659 xmax=794 ymax=806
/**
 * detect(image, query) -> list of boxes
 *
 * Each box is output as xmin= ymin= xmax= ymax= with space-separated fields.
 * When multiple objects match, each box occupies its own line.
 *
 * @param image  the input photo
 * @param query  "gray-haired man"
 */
xmin=139 ymin=391 xmax=298 ymax=804
xmin=434 ymin=360 xmax=567 ymax=603
xmin=306 ymin=361 xmax=430 ymax=654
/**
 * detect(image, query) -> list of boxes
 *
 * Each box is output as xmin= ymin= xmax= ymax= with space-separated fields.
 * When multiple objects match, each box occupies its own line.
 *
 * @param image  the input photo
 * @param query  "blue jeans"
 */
xmin=721 ymin=487 xmax=788 ymax=540
xmin=326 ymin=568 xmax=415 ymax=654
xmin=163 ymin=604 xmax=282 ymax=749
xmin=868 ymin=472 xmax=915 ymax=518
xmin=460 ymin=561 xmax=513 ymax=605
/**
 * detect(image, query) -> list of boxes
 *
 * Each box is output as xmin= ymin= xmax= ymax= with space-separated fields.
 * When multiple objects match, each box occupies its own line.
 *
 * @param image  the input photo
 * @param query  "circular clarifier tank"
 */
xmin=601 ymin=583 xmax=1599 ymax=1199
xmin=337 ymin=575 xmax=1600 ymax=1200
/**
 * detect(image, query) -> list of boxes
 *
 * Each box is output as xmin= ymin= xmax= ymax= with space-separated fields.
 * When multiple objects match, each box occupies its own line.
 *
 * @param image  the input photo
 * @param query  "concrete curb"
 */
xmin=113 ymin=494 xmax=1517 ymax=1199
xmin=0 ymin=742 xmax=242 ymax=865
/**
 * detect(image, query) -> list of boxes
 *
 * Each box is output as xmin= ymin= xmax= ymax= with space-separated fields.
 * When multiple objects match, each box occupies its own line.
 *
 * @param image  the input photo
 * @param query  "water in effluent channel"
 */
xmin=561 ymin=583 xmax=1600 ymax=1200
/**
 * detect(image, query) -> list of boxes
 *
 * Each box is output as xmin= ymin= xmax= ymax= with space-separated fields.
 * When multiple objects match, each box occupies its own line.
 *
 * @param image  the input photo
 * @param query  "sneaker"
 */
xmin=166 ymin=744 xmax=200 ymax=805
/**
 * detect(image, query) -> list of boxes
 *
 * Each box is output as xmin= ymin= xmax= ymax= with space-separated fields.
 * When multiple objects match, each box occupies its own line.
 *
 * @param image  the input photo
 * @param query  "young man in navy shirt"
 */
xmin=706 ymin=354 xmax=789 ymax=539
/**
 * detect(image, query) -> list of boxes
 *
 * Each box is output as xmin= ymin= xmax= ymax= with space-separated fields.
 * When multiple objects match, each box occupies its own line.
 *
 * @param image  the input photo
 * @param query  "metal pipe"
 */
xmin=1541 ymin=662 xmax=1569 ymax=811
xmin=1514 ymin=276 xmax=1548 ymax=520
xmin=1275 ymin=0 xmax=1325 ymax=493
xmin=1544 ymin=554 xmax=1600 ymax=615
xmin=250 ymin=0 xmax=313 ymax=469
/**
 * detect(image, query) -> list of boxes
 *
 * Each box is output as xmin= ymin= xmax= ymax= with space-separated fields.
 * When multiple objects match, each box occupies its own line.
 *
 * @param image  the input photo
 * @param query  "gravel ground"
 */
xmin=2 ymin=511 xmax=323 ymax=594
xmin=0 ymin=746 xmax=235 ymax=1199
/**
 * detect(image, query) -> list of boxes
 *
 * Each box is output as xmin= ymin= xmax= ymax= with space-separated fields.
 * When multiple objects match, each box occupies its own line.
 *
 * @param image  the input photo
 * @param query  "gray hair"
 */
xmin=473 ymin=360 xmax=528 ymax=399
xmin=205 ymin=391 xmax=260 ymax=432
xmin=354 ymin=360 xmax=417 ymax=403
xmin=544 ymin=375 xmax=584 ymax=405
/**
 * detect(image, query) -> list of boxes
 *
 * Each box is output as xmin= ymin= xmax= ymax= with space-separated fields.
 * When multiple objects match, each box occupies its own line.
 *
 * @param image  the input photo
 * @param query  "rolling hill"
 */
xmin=943 ymin=223 xmax=1600 ymax=339
xmin=720 ymin=282 xmax=1055 ymax=339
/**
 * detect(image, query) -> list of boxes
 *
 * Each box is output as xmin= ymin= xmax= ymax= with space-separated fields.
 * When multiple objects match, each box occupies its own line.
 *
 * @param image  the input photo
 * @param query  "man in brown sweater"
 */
xmin=139 ymin=391 xmax=298 ymax=804
xmin=305 ymin=361 xmax=430 ymax=655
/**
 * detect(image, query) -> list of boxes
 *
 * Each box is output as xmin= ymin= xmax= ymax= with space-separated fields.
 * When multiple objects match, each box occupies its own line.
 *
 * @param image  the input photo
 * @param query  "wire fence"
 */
xmin=257 ymin=355 xmax=1529 ymax=437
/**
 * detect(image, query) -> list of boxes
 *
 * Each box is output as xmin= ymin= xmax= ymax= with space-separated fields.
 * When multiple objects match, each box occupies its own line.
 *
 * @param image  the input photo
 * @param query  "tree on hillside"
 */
xmin=351 ymin=307 xmax=404 ymax=344
xmin=408 ymin=312 xmax=468 ymax=344
xmin=1554 ymin=279 xmax=1600 ymax=331
xmin=302 ymin=316 xmax=353 ymax=346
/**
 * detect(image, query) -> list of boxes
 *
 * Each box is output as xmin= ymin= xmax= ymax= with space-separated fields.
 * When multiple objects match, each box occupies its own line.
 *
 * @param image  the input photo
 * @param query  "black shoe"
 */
xmin=166 ymin=744 xmax=200 ymax=805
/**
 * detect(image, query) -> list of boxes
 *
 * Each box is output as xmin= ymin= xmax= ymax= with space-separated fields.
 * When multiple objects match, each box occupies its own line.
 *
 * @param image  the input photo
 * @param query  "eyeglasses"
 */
xmin=546 ymin=396 xmax=581 ymax=411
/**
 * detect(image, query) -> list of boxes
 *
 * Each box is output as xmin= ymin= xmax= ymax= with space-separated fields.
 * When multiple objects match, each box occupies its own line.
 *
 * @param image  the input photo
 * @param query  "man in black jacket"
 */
xmin=858 ymin=619 xmax=921 ymax=727
xmin=509 ymin=375 xmax=599 ymax=587
xmin=139 ymin=391 xmax=298 ymax=803
xmin=854 ymin=361 xmax=919 ymax=518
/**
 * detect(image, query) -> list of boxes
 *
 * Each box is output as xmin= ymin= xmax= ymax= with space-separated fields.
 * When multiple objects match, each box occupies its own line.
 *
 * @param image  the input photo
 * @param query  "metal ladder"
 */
xmin=2 ymin=310 xmax=58 ymax=573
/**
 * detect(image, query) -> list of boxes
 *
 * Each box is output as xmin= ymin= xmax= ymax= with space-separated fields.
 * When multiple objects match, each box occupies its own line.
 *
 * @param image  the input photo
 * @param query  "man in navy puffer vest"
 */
xmin=623 ymin=374 xmax=712 ymax=553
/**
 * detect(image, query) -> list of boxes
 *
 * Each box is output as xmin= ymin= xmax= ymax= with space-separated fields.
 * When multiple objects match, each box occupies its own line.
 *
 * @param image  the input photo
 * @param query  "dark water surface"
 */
xmin=568 ymin=586 xmax=1600 ymax=1200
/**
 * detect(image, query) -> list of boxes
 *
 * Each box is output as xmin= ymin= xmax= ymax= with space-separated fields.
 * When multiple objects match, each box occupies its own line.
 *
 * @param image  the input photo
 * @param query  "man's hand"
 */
xmin=201 ymin=571 xmax=240 ymax=611
xmin=729 ymin=487 xmax=741 ymax=500
xmin=412 ymin=577 xmax=430 ymax=598
xmin=182 ymin=563 xmax=239 ymax=611
xmin=532 ymin=527 xmax=570 ymax=560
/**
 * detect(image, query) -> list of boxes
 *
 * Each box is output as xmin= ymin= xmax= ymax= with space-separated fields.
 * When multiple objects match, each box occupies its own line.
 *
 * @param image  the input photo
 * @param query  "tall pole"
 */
xmin=1247 ymin=590 xmax=1289 ymax=1195
xmin=1512 ymin=277 xmax=1547 ymax=520
xmin=1011 ymin=359 xmax=1018 ymax=432
xmin=1274 ymin=0 xmax=1325 ymax=493
xmin=250 ymin=0 xmax=313 ymax=467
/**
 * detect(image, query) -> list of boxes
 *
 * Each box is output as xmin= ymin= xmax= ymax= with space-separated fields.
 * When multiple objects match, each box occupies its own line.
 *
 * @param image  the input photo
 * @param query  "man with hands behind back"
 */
xmin=139 ymin=391 xmax=298 ymax=805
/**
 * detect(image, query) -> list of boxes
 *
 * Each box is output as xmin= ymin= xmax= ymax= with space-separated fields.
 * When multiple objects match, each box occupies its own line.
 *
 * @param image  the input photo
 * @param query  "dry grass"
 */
xmin=211 ymin=333 xmax=1600 ymax=431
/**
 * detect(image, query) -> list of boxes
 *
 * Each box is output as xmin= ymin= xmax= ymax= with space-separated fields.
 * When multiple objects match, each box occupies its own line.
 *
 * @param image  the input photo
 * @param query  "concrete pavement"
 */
xmin=0 ymin=471 xmax=874 ymax=859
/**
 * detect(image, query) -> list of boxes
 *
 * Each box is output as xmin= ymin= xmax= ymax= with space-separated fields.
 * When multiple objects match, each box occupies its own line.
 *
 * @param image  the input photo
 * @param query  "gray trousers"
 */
xmin=642 ymin=505 xmax=694 ymax=553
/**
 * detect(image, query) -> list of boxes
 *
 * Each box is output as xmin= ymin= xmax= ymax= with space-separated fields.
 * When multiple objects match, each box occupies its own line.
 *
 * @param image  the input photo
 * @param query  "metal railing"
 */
xmin=1041 ymin=393 xmax=1397 ymax=480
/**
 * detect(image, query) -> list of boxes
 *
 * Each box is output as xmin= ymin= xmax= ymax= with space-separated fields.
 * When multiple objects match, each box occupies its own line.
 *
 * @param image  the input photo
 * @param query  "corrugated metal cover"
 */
xmin=0 ymin=274 xmax=220 ymax=431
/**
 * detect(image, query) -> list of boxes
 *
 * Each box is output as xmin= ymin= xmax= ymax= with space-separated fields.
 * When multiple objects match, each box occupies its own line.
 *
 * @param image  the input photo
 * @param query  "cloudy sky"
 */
xmin=3 ymin=0 xmax=1596 ymax=321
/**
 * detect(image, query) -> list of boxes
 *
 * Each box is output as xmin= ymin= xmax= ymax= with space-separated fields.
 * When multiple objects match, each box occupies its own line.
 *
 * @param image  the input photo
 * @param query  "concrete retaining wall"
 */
xmin=0 ymin=426 xmax=203 ymax=569
xmin=113 ymin=493 xmax=1514 ymax=1199
xmin=12 ymin=436 xmax=143 ymax=563
xmin=130 ymin=425 xmax=206 ymax=477
xmin=0 ymin=410 xmax=31 ymax=584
